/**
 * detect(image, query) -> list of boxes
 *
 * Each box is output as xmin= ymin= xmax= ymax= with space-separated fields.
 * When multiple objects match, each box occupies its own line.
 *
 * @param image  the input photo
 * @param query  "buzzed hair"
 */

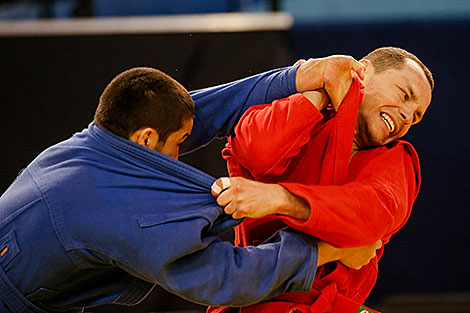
xmin=94 ymin=67 xmax=195 ymax=142
xmin=364 ymin=47 xmax=434 ymax=91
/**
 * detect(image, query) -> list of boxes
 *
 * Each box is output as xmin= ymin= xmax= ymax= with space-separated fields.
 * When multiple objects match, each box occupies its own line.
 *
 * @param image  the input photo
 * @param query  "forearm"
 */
xmin=182 ymin=55 xmax=366 ymax=153
xmin=182 ymin=66 xmax=299 ymax=154
xmin=317 ymin=241 xmax=340 ymax=267
xmin=157 ymin=228 xmax=317 ymax=307
xmin=301 ymin=89 xmax=330 ymax=112
xmin=278 ymin=181 xmax=410 ymax=247
xmin=317 ymin=240 xmax=383 ymax=270
xmin=273 ymin=184 xmax=311 ymax=221
xmin=277 ymin=144 xmax=419 ymax=247
xmin=214 ymin=177 xmax=311 ymax=220
xmin=229 ymin=94 xmax=323 ymax=178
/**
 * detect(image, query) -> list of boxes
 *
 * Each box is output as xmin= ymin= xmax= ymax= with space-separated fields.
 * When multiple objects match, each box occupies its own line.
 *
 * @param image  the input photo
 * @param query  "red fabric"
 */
xmin=208 ymin=78 xmax=420 ymax=313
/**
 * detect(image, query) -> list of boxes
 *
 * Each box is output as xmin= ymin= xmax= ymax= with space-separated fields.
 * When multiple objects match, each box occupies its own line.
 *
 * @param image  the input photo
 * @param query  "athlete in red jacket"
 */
xmin=210 ymin=47 xmax=434 ymax=313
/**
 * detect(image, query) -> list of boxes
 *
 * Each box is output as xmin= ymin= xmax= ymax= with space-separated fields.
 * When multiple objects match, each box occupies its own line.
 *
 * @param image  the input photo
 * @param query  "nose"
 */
xmin=399 ymin=105 xmax=415 ymax=124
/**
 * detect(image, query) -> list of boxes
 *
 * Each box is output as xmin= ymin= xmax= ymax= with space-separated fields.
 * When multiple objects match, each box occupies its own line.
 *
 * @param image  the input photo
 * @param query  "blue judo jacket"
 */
xmin=0 ymin=66 xmax=318 ymax=312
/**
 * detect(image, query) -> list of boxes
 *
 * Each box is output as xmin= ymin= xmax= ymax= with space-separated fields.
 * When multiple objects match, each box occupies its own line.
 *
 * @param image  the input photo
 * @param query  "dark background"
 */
xmin=0 ymin=17 xmax=469 ymax=312
xmin=289 ymin=19 xmax=470 ymax=310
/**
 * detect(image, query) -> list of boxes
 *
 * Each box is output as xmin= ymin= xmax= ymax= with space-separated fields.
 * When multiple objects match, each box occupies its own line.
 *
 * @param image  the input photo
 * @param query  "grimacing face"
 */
xmin=353 ymin=58 xmax=432 ymax=149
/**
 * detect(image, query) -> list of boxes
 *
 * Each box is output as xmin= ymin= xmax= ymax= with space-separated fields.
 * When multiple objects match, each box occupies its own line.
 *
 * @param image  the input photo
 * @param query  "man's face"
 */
xmin=354 ymin=59 xmax=432 ymax=149
xmin=156 ymin=118 xmax=193 ymax=160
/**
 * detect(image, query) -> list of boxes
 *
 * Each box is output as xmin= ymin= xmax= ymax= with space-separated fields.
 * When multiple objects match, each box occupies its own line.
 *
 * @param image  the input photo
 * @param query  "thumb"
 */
xmin=294 ymin=59 xmax=307 ymax=66
xmin=351 ymin=60 xmax=366 ymax=81
xmin=375 ymin=240 xmax=383 ymax=249
xmin=330 ymin=88 xmax=347 ymax=112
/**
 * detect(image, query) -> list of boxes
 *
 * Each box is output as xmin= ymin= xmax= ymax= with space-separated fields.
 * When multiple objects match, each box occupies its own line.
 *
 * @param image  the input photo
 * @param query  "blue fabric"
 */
xmin=183 ymin=65 xmax=299 ymax=153
xmin=0 ymin=264 xmax=48 ymax=313
xmin=0 ymin=66 xmax=317 ymax=312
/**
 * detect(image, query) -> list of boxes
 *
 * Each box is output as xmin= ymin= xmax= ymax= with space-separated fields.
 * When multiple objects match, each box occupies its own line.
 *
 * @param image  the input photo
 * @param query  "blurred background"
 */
xmin=0 ymin=1 xmax=469 ymax=312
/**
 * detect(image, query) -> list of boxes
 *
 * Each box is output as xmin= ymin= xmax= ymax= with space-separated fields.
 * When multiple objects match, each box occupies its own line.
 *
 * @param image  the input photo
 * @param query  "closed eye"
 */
xmin=398 ymin=84 xmax=416 ymax=103
xmin=399 ymin=88 xmax=410 ymax=102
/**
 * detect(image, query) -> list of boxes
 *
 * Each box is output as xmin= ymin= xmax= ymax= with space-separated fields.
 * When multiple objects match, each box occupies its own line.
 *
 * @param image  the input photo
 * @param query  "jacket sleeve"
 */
xmin=226 ymin=93 xmax=324 ymax=177
xmin=181 ymin=66 xmax=299 ymax=154
xmin=278 ymin=142 xmax=420 ymax=248
xmin=131 ymin=226 xmax=318 ymax=307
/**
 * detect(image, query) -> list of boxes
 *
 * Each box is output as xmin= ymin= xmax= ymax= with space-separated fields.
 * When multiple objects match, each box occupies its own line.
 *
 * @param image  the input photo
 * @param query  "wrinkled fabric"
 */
xmin=183 ymin=66 xmax=298 ymax=153
xmin=0 ymin=65 xmax=322 ymax=312
xmin=0 ymin=124 xmax=319 ymax=312
xmin=214 ymin=77 xmax=420 ymax=313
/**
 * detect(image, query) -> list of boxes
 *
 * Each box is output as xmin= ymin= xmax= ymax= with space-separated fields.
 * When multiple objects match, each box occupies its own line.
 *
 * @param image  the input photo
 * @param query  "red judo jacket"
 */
xmin=209 ymin=78 xmax=420 ymax=313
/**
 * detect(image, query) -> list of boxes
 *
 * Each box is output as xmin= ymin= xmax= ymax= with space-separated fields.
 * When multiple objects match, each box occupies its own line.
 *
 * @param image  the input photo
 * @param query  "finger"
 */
xmin=216 ymin=189 xmax=232 ymax=207
xmin=351 ymin=60 xmax=366 ymax=80
xmin=352 ymin=264 xmax=363 ymax=270
xmin=231 ymin=209 xmax=245 ymax=220
xmin=211 ymin=177 xmax=231 ymax=197
xmin=330 ymin=89 xmax=348 ymax=112
xmin=294 ymin=59 xmax=307 ymax=66
xmin=211 ymin=180 xmax=222 ymax=196
xmin=375 ymin=240 xmax=383 ymax=249
xmin=223 ymin=202 xmax=237 ymax=215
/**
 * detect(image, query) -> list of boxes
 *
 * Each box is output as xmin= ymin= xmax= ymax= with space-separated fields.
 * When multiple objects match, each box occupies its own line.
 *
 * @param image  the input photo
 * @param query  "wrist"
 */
xmin=301 ymin=89 xmax=330 ymax=112
xmin=274 ymin=185 xmax=310 ymax=220
xmin=292 ymin=64 xmax=302 ymax=93
xmin=317 ymin=241 xmax=340 ymax=267
xmin=295 ymin=59 xmax=323 ymax=93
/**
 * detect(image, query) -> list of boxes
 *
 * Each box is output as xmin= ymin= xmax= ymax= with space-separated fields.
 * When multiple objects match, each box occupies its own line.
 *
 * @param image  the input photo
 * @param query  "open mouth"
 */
xmin=380 ymin=112 xmax=395 ymax=133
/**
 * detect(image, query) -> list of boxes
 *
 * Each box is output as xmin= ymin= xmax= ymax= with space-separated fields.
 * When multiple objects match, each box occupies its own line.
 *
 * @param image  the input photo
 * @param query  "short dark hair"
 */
xmin=364 ymin=47 xmax=434 ymax=91
xmin=94 ymin=67 xmax=195 ymax=142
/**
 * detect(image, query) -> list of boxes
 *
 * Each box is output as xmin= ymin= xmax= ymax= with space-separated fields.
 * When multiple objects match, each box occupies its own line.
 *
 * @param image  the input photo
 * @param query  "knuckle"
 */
xmin=237 ymin=206 xmax=248 ymax=215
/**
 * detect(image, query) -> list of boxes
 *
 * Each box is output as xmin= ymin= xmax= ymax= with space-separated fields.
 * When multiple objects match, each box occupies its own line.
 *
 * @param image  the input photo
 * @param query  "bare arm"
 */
xmin=211 ymin=177 xmax=383 ymax=270
xmin=301 ymin=89 xmax=330 ymax=112
xmin=212 ymin=177 xmax=310 ymax=220
xmin=318 ymin=240 xmax=382 ymax=269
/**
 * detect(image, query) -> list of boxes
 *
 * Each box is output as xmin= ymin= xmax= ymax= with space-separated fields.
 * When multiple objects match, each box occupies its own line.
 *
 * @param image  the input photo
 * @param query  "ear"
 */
xmin=128 ymin=127 xmax=160 ymax=149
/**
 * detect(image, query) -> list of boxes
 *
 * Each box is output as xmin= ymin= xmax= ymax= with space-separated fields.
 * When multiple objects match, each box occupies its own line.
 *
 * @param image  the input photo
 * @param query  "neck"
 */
xmin=350 ymin=137 xmax=360 ymax=162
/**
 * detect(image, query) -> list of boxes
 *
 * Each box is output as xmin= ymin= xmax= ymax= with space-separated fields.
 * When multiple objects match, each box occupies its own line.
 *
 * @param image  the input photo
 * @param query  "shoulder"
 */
xmin=355 ymin=140 xmax=421 ymax=189
xmin=359 ymin=140 xmax=419 ymax=164
xmin=384 ymin=140 xmax=420 ymax=170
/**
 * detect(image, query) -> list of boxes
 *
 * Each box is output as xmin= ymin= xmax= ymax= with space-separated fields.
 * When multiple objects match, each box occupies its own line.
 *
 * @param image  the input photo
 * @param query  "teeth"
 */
xmin=380 ymin=112 xmax=395 ymax=132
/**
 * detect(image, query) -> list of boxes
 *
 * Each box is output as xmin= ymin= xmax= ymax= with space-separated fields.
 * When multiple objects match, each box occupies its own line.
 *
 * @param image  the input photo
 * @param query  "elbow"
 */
xmin=231 ymin=145 xmax=280 ymax=177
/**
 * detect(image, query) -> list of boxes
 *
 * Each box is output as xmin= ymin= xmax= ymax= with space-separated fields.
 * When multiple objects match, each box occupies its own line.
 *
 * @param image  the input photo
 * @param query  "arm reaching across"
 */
xmin=211 ymin=177 xmax=310 ymax=220
xmin=156 ymin=228 xmax=379 ymax=306
xmin=225 ymin=94 xmax=325 ymax=178
xmin=182 ymin=55 xmax=364 ymax=154
xmin=318 ymin=240 xmax=383 ymax=270
xmin=183 ymin=67 xmax=298 ymax=153
xmin=214 ymin=144 xmax=419 ymax=248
